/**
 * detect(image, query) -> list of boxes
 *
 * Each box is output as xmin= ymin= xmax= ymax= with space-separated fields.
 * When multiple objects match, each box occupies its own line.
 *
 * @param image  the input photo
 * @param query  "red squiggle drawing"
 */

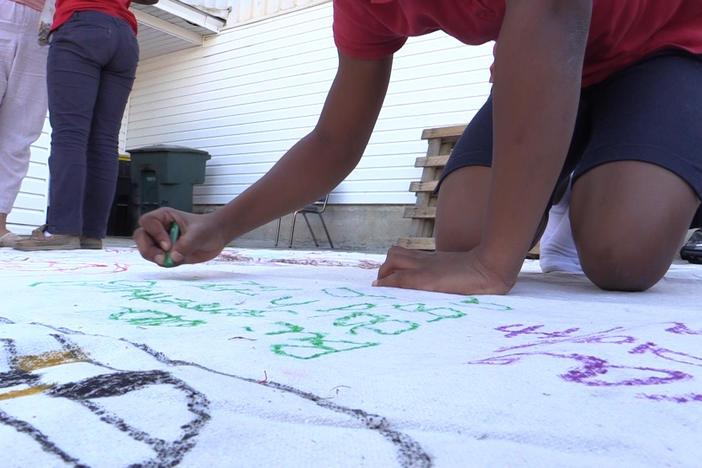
xmin=0 ymin=260 xmax=128 ymax=273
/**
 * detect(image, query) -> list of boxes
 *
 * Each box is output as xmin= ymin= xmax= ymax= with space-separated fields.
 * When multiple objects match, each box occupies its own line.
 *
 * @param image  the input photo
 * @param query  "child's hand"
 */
xmin=373 ymin=246 xmax=515 ymax=295
xmin=133 ymin=208 xmax=227 ymax=267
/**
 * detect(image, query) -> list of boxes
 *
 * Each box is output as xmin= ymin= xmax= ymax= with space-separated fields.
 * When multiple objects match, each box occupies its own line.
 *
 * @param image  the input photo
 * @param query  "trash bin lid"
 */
xmin=127 ymin=144 xmax=210 ymax=156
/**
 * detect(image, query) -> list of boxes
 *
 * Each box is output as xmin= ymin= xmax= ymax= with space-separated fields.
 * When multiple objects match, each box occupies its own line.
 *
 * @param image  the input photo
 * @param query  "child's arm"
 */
xmin=134 ymin=52 xmax=393 ymax=266
xmin=483 ymin=0 xmax=593 ymax=278
xmin=376 ymin=0 xmax=592 ymax=294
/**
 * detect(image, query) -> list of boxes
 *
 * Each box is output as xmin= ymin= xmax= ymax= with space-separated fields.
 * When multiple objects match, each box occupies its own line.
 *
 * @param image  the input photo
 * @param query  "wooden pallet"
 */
xmin=397 ymin=125 xmax=466 ymax=250
xmin=397 ymin=124 xmax=540 ymax=258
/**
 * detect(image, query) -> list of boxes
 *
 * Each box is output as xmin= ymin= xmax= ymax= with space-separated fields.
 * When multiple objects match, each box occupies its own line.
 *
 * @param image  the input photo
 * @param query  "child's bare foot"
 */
xmin=374 ymin=246 xmax=515 ymax=295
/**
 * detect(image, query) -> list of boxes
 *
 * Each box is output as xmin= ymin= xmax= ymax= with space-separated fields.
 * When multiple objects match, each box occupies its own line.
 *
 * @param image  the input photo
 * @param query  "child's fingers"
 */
xmin=376 ymin=246 xmax=426 ymax=280
xmin=133 ymin=226 xmax=167 ymax=264
xmin=373 ymin=270 xmax=416 ymax=290
xmin=138 ymin=210 xmax=179 ymax=251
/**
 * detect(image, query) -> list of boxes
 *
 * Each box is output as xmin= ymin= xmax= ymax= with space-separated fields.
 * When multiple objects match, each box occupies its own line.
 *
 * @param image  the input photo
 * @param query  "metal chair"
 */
xmin=275 ymin=194 xmax=334 ymax=248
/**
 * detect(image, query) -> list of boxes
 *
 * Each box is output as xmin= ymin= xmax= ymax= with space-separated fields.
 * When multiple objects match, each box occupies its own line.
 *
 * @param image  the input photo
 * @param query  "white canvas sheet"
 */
xmin=1 ymin=246 xmax=701 ymax=467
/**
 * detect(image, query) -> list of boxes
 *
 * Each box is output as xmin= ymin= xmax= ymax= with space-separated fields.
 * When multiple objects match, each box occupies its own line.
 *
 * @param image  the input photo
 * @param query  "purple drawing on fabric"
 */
xmin=495 ymin=324 xmax=580 ymax=339
xmin=494 ymin=325 xmax=636 ymax=353
xmin=629 ymin=342 xmax=702 ymax=368
xmin=638 ymin=393 xmax=702 ymax=403
xmin=665 ymin=322 xmax=702 ymax=335
xmin=467 ymin=352 xmax=691 ymax=387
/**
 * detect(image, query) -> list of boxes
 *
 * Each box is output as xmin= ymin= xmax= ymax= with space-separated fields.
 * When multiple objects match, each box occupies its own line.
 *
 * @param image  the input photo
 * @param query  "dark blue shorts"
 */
xmin=438 ymin=49 xmax=702 ymax=227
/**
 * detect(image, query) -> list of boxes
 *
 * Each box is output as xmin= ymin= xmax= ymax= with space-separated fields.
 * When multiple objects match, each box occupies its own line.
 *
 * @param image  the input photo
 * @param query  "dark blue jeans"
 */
xmin=47 ymin=10 xmax=138 ymax=237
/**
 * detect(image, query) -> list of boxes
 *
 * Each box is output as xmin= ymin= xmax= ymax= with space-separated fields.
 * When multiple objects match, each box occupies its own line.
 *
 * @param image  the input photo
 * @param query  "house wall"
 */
xmin=7 ymin=118 xmax=50 ymax=235
xmin=126 ymin=1 xmax=494 ymax=207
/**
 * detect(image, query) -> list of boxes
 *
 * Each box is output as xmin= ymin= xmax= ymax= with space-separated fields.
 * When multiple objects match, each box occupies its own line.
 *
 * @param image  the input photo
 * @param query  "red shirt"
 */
xmin=333 ymin=0 xmax=702 ymax=87
xmin=52 ymin=0 xmax=137 ymax=35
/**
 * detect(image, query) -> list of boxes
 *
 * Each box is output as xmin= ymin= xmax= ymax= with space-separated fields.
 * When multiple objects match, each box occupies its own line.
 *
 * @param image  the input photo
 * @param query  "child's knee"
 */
xmin=577 ymin=238 xmax=668 ymax=292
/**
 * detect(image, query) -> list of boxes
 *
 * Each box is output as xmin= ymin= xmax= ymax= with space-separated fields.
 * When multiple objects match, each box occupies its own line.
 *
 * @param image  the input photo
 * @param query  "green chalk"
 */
xmin=164 ymin=222 xmax=180 ymax=268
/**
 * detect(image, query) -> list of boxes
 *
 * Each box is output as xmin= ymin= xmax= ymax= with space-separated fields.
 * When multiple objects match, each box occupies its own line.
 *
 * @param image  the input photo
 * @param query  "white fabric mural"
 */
xmin=1 ymin=247 xmax=701 ymax=467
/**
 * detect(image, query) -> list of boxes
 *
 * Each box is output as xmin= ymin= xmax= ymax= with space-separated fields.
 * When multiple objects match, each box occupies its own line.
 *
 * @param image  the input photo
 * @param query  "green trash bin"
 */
xmin=106 ymin=154 xmax=136 ymax=236
xmin=128 ymin=145 xmax=211 ymax=215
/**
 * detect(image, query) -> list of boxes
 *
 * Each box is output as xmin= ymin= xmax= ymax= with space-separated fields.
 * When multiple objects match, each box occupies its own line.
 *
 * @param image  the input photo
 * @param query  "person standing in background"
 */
xmin=14 ymin=0 xmax=139 ymax=250
xmin=0 ymin=0 xmax=48 ymax=247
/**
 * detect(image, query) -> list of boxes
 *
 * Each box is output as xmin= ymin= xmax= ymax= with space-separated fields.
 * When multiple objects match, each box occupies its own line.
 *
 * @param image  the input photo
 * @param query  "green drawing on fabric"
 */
xmin=333 ymin=312 xmax=419 ymax=335
xmin=271 ymin=332 xmax=379 ymax=360
xmin=393 ymin=303 xmax=467 ymax=323
xmin=317 ymin=303 xmax=376 ymax=313
xmin=128 ymin=289 xmax=227 ymax=313
xmin=110 ymin=308 xmax=206 ymax=327
xmin=28 ymin=279 xmax=514 ymax=359
xmin=270 ymin=295 xmax=319 ymax=307
xmin=266 ymin=322 xmax=305 ymax=335
xmin=198 ymin=280 xmax=301 ymax=296
xmin=224 ymin=308 xmax=299 ymax=319
xmin=321 ymin=286 xmax=395 ymax=300
xmin=454 ymin=298 xmax=514 ymax=311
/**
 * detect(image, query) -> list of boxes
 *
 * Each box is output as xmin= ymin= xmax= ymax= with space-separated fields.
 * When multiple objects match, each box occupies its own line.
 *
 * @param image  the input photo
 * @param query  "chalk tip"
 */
xmin=169 ymin=222 xmax=180 ymax=242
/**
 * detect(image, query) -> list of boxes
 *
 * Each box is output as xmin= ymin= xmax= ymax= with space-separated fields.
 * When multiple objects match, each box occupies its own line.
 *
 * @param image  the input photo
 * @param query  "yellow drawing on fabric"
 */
xmin=0 ymin=348 xmax=89 ymax=400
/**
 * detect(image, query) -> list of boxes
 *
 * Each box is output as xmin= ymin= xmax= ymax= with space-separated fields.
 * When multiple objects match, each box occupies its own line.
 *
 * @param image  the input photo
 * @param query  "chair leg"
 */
xmin=302 ymin=212 xmax=319 ymax=247
xmin=317 ymin=213 xmax=334 ymax=249
xmin=275 ymin=217 xmax=283 ymax=247
xmin=289 ymin=211 xmax=299 ymax=248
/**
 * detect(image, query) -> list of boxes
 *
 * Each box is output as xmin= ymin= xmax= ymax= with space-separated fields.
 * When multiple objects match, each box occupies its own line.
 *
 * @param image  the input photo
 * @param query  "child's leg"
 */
xmin=435 ymin=166 xmax=491 ymax=251
xmin=436 ymin=85 xmax=590 ymax=254
xmin=434 ymin=94 xmax=494 ymax=251
xmin=437 ymin=165 xmax=552 ymax=252
xmin=571 ymin=161 xmax=699 ymax=291
xmin=568 ymin=51 xmax=702 ymax=291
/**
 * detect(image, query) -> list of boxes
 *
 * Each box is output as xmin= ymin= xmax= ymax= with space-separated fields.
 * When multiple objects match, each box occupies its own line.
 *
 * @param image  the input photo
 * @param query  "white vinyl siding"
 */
xmin=119 ymin=100 xmax=130 ymax=153
xmin=127 ymin=2 xmax=493 ymax=205
xmin=7 ymin=117 xmax=50 ymax=234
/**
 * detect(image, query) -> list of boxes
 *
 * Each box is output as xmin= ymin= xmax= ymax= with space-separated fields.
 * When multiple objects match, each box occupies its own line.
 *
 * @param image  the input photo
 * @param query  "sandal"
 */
xmin=13 ymin=224 xmax=80 ymax=251
xmin=0 ymin=231 xmax=20 ymax=247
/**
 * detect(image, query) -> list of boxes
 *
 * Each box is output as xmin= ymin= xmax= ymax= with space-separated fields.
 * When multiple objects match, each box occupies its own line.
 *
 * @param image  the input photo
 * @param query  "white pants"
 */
xmin=0 ymin=0 xmax=48 ymax=214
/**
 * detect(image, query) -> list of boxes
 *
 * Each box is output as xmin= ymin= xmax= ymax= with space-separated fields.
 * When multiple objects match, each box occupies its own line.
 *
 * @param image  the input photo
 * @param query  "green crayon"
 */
xmin=164 ymin=222 xmax=180 ymax=268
